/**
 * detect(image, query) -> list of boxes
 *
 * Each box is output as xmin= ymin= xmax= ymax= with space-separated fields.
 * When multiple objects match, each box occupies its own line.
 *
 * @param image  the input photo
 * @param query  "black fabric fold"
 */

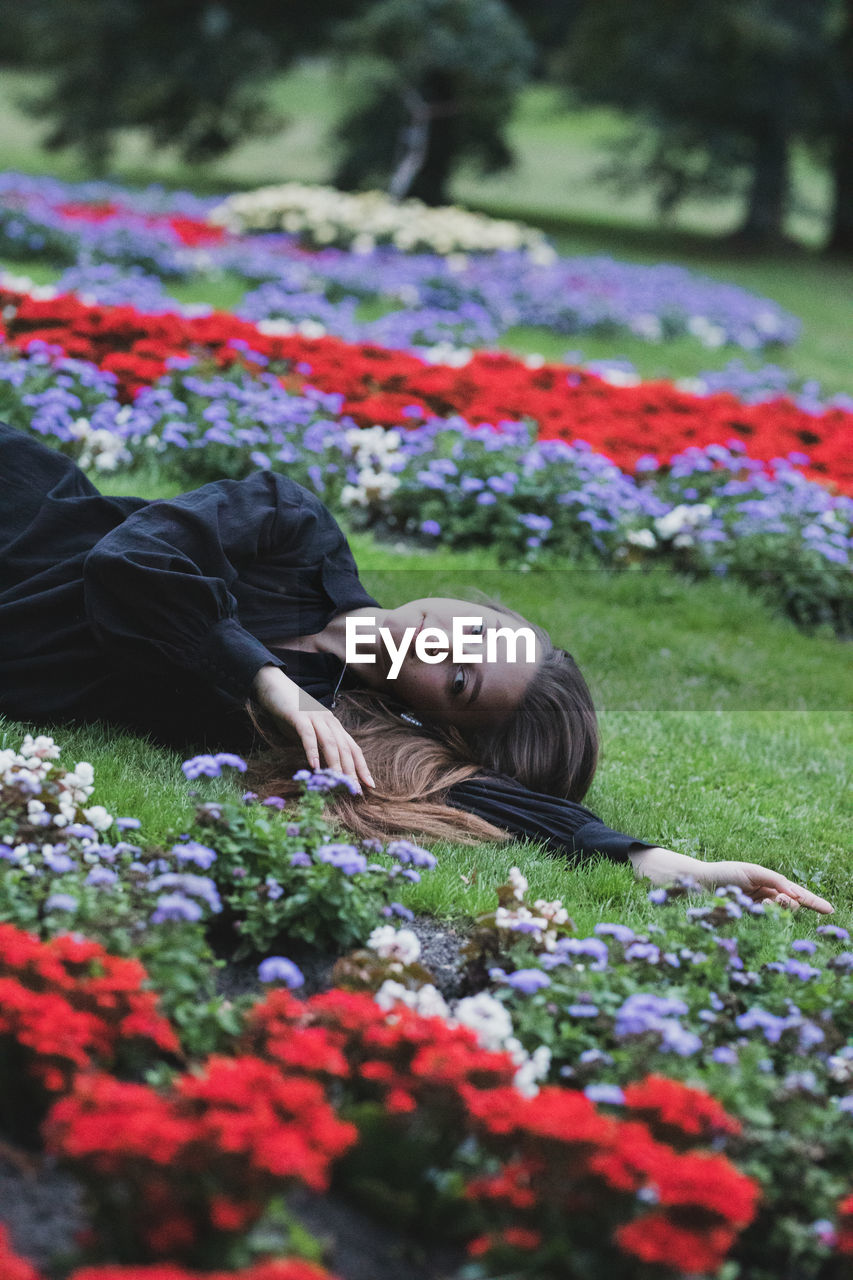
xmin=447 ymin=776 xmax=654 ymax=864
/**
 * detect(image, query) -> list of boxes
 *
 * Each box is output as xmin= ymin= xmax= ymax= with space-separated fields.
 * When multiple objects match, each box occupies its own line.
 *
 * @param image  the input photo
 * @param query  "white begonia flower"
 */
xmin=452 ymin=991 xmax=514 ymax=1051
xmin=508 ymin=866 xmax=528 ymax=901
xmin=83 ymin=805 xmax=113 ymax=832
xmin=20 ymin=735 xmax=61 ymax=761
xmin=367 ymin=925 xmax=422 ymax=966
xmin=627 ymin=529 xmax=658 ymax=549
xmin=654 ymin=504 xmax=712 ymax=541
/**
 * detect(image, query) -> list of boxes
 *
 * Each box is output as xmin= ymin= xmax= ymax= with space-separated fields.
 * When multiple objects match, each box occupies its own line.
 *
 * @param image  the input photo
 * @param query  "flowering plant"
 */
xmin=459 ymin=874 xmax=853 ymax=1280
xmin=188 ymin=774 xmax=437 ymax=955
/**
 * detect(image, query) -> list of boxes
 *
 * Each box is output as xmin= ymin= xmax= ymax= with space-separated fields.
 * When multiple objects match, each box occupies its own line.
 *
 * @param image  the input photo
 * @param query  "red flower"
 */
xmin=616 ymin=1212 xmax=739 ymax=1273
xmin=622 ymin=1074 xmax=742 ymax=1146
xmin=0 ymin=1224 xmax=43 ymax=1280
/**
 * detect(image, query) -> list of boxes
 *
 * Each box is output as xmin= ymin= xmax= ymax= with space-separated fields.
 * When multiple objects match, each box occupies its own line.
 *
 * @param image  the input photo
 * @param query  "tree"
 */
xmin=554 ymin=0 xmax=832 ymax=248
xmin=331 ymin=0 xmax=534 ymax=205
xmin=825 ymin=0 xmax=853 ymax=253
xmin=0 ymin=0 xmax=368 ymax=171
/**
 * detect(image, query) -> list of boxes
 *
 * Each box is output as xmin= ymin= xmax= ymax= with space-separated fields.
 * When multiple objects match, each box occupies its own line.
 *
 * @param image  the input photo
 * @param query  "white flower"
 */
xmin=82 ymin=805 xmax=113 ymax=832
xmin=452 ymin=992 xmax=514 ymax=1051
xmin=508 ymin=866 xmax=528 ymax=901
xmin=20 ymin=735 xmax=61 ymax=761
xmin=627 ymin=528 xmax=657 ymax=549
xmin=367 ymin=925 xmax=421 ymax=966
xmin=654 ymin=504 xmax=712 ymax=540
xmin=375 ymin=980 xmax=449 ymax=1020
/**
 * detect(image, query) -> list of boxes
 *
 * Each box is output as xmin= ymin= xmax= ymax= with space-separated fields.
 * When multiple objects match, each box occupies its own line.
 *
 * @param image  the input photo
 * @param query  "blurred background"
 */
xmin=0 ymin=0 xmax=850 ymax=254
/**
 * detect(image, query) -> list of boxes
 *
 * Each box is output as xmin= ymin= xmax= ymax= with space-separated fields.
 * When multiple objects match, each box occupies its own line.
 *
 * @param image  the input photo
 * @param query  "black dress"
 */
xmin=0 ymin=422 xmax=652 ymax=865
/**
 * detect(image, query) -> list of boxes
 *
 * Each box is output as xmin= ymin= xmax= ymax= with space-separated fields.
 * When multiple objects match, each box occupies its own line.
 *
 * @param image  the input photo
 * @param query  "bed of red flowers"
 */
xmin=8 ymin=921 xmax=851 ymax=1278
xmin=1 ymin=286 xmax=850 ymax=495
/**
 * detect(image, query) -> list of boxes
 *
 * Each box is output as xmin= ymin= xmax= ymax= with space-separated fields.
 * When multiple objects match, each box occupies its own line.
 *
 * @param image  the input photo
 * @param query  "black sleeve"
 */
xmin=446 ymin=775 xmax=656 ymax=864
xmin=82 ymin=471 xmax=325 ymax=700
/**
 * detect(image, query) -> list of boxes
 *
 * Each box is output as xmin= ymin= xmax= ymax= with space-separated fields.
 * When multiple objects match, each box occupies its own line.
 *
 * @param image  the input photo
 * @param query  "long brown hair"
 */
xmin=245 ymin=603 xmax=599 ymax=846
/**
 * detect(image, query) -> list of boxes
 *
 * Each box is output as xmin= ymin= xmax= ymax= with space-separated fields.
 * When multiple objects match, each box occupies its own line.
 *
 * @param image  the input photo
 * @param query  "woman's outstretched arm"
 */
xmin=629 ymin=844 xmax=834 ymax=913
xmin=447 ymin=775 xmax=834 ymax=914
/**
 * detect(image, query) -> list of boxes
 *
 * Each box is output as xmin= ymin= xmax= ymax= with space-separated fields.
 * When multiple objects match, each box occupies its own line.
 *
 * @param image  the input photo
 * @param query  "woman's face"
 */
xmin=376 ymin=597 xmax=542 ymax=731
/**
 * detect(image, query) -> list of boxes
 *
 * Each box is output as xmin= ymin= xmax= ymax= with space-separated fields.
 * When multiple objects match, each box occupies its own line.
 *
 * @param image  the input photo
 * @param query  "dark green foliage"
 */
xmin=553 ymin=0 xmax=846 ymax=248
xmin=331 ymin=0 xmax=534 ymax=204
xmin=0 ymin=0 xmax=367 ymax=171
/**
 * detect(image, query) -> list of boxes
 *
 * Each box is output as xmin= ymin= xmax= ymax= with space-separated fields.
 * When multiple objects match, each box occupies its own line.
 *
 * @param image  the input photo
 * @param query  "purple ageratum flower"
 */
xmin=151 ymin=893 xmax=204 ymax=924
xmin=567 ymin=1003 xmax=599 ymax=1017
xmin=711 ymin=1046 xmax=739 ymax=1065
xmin=584 ymin=1084 xmax=625 ymax=1105
xmin=265 ymin=876 xmax=284 ymax=901
xmin=290 ymin=851 xmax=312 ymax=868
xmin=382 ymin=902 xmax=415 ymax=920
xmin=172 ymin=840 xmax=217 ymax=870
xmin=45 ymin=893 xmax=78 ymax=913
xmin=790 ymin=938 xmax=818 ymax=954
xmin=182 ymin=752 xmax=247 ymax=779
xmin=115 ymin=817 xmax=142 ymax=831
xmin=261 ymin=796 xmax=286 ymax=810
xmin=258 ymin=956 xmax=305 ymax=989
xmin=293 ymin=768 xmax=360 ymax=795
xmin=315 ymin=843 xmax=368 ymax=875
xmin=542 ymin=936 xmax=609 ymax=971
xmin=817 ymin=924 xmax=850 ymax=940
xmin=386 ymin=839 xmax=437 ymax=870
xmin=594 ymin=923 xmax=635 ymax=944
xmin=148 ymin=872 xmax=222 ymax=913
xmin=85 ymin=866 xmax=118 ymax=887
xmin=420 ymin=519 xmax=441 ymax=536
xmin=830 ymin=952 xmax=853 ymax=971
xmin=783 ymin=959 xmax=822 ymax=981
xmin=625 ymin=941 xmax=661 ymax=965
xmin=42 ymin=849 xmax=75 ymax=874
xmin=647 ymin=888 xmax=669 ymax=905
xmin=501 ymin=968 xmax=551 ymax=994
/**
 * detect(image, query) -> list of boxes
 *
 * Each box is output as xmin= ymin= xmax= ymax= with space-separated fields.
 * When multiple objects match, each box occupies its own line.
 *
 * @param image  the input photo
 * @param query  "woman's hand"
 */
xmin=629 ymin=845 xmax=834 ymax=915
xmin=252 ymin=664 xmax=375 ymax=793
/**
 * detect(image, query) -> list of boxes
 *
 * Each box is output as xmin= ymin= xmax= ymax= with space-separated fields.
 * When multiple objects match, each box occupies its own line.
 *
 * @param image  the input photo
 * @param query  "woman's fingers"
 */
xmin=746 ymin=866 xmax=834 ymax=915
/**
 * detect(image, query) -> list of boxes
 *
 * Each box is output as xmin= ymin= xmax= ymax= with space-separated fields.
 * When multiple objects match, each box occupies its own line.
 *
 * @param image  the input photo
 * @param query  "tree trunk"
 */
xmin=736 ymin=123 xmax=790 ymax=248
xmin=826 ymin=0 xmax=853 ymax=253
xmin=408 ymin=73 xmax=458 ymax=206
xmin=827 ymin=130 xmax=853 ymax=253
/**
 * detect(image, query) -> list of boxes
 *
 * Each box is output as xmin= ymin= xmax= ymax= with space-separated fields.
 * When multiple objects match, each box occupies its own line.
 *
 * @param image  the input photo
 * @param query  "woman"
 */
xmin=0 ymin=422 xmax=833 ymax=914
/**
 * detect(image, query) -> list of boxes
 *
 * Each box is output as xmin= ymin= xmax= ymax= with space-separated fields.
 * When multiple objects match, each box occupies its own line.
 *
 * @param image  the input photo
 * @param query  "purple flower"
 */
xmin=420 ymin=519 xmax=441 ymax=536
xmin=594 ymin=923 xmax=635 ymax=944
xmin=647 ymin=888 xmax=668 ymax=905
xmin=151 ymin=892 xmax=203 ymax=924
xmin=790 ymin=938 xmax=817 ymax=955
xmin=115 ymin=817 xmax=142 ymax=831
xmin=817 ymin=924 xmax=849 ymax=940
xmin=711 ymin=1047 xmax=739 ymax=1065
xmin=265 ymin=876 xmax=284 ymax=901
xmin=387 ymin=839 xmax=437 ymax=870
xmin=45 ymin=893 xmax=78 ymax=913
xmin=567 ymin=1003 xmax=599 ymax=1017
xmin=384 ymin=902 xmax=415 ymax=920
xmin=290 ymin=851 xmax=312 ymax=868
xmin=182 ymin=754 xmax=221 ymax=779
xmin=172 ymin=840 xmax=217 ymax=870
xmin=501 ymin=968 xmax=551 ymax=994
xmin=315 ymin=843 xmax=367 ymax=875
xmin=584 ymin=1084 xmax=624 ymax=1105
xmin=262 ymin=796 xmax=286 ymax=810
xmin=293 ymin=768 xmax=360 ymax=795
xmin=85 ymin=866 xmax=118 ymax=887
xmin=258 ymin=956 xmax=305 ymax=988
xmin=625 ymin=941 xmax=661 ymax=964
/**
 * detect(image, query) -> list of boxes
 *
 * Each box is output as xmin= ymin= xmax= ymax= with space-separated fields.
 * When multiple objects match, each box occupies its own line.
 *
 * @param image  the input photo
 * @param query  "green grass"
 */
xmin=2 ymin=532 xmax=849 ymax=941
xmin=1 ymin=60 xmax=850 ymax=945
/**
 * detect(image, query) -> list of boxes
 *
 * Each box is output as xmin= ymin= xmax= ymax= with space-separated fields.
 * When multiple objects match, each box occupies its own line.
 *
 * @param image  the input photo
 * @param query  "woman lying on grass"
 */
xmin=0 ymin=421 xmax=833 ymax=914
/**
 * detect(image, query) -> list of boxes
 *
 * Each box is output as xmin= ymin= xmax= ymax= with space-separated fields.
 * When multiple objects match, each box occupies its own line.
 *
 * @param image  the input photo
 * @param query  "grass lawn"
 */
xmin=0 ymin=60 xmax=850 ymax=953
xmin=2 ymin=525 xmax=849 ymax=953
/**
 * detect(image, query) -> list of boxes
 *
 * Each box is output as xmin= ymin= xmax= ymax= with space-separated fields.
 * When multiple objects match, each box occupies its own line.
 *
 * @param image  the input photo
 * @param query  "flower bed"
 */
xmin=1 ymin=290 xmax=850 ymax=632
xmin=1 ymin=172 xmax=801 ymax=349
xmin=1 ymin=740 xmax=852 ymax=1279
